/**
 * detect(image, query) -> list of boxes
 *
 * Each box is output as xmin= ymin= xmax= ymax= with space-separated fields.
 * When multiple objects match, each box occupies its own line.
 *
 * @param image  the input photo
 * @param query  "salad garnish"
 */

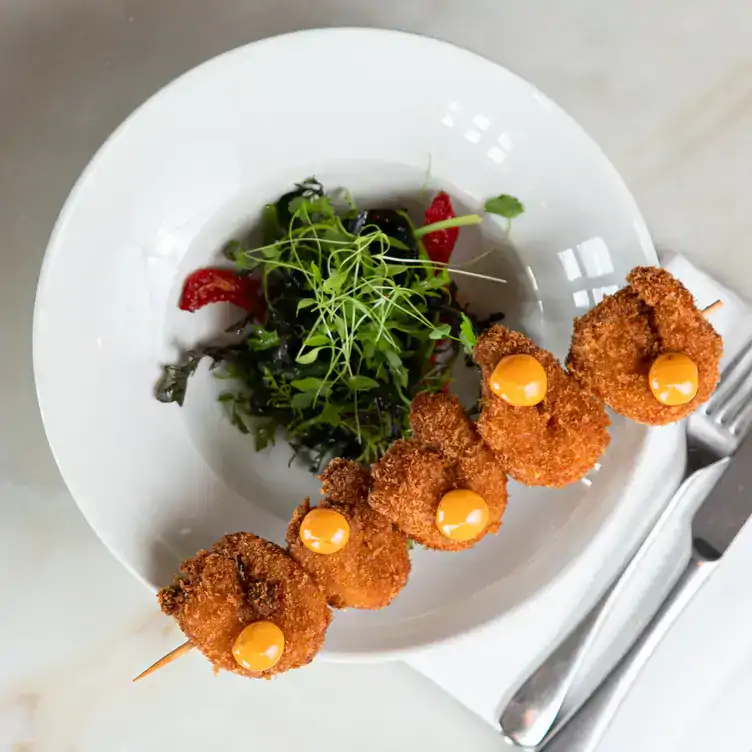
xmin=157 ymin=179 xmax=523 ymax=471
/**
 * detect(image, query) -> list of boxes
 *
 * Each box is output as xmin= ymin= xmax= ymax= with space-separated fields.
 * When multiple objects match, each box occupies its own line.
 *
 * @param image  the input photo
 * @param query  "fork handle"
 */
xmin=499 ymin=463 xmax=715 ymax=748
xmin=542 ymin=551 xmax=718 ymax=751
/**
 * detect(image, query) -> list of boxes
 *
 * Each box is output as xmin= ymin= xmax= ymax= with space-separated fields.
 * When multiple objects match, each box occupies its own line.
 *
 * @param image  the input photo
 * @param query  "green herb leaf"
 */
xmin=291 ymin=390 xmax=317 ymax=409
xmin=219 ymin=393 xmax=254 ymax=435
xmin=333 ymin=317 xmax=348 ymax=342
xmin=254 ymin=417 xmax=277 ymax=451
xmin=430 ymin=324 xmax=452 ymax=340
xmin=484 ymin=194 xmax=524 ymax=219
xmin=248 ymin=328 xmax=281 ymax=351
xmin=320 ymin=227 xmax=353 ymax=244
xmin=296 ymin=347 xmax=323 ymax=365
xmin=383 ymin=348 xmax=403 ymax=370
xmin=337 ymin=188 xmax=357 ymax=211
xmin=234 ymin=253 xmax=261 ymax=272
xmin=289 ymin=195 xmax=335 ymax=219
xmin=261 ymin=204 xmax=282 ymax=244
xmin=291 ymin=377 xmax=326 ymax=391
xmin=303 ymin=334 xmax=329 ymax=348
xmin=385 ymin=264 xmax=408 ymax=277
xmin=297 ymin=299 xmax=316 ymax=312
xmin=319 ymin=403 xmax=341 ymax=426
xmin=222 ymin=240 xmax=244 ymax=262
xmin=416 ymin=274 xmax=451 ymax=292
xmin=459 ymin=313 xmax=477 ymax=356
xmin=348 ymin=375 xmax=380 ymax=391
xmin=388 ymin=237 xmax=410 ymax=252
xmin=323 ymin=271 xmax=347 ymax=293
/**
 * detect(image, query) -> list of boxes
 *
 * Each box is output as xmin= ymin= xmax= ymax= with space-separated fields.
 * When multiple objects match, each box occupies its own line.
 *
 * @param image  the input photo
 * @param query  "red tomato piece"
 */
xmin=178 ymin=268 xmax=262 ymax=313
xmin=422 ymin=192 xmax=459 ymax=264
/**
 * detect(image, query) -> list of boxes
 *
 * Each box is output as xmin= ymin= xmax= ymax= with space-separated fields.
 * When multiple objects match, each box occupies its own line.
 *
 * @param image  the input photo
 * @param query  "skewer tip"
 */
xmin=132 ymin=640 xmax=194 ymax=683
xmin=702 ymin=299 xmax=723 ymax=317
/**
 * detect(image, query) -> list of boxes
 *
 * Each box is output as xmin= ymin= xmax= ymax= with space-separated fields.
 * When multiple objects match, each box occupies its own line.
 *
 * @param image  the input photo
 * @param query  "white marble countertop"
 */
xmin=2 ymin=1 xmax=752 ymax=750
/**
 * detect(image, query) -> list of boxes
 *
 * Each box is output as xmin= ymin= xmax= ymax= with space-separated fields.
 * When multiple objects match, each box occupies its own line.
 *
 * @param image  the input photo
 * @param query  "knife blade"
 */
xmin=692 ymin=427 xmax=752 ymax=558
xmin=542 ymin=430 xmax=752 ymax=752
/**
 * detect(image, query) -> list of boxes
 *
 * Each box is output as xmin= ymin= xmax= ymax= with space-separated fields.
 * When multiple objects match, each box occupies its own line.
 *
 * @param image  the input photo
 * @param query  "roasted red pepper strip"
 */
xmin=178 ymin=268 xmax=262 ymax=313
xmin=422 ymin=192 xmax=459 ymax=265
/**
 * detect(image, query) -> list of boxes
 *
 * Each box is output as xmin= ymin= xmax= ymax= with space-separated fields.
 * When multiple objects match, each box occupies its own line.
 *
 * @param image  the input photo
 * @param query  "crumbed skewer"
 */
xmin=136 ymin=298 xmax=724 ymax=681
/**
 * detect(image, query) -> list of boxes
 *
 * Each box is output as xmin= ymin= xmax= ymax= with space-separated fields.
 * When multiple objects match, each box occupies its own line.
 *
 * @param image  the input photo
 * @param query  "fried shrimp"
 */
xmin=370 ymin=393 xmax=508 ymax=550
xmin=410 ymin=390 xmax=478 ymax=460
xmin=567 ymin=266 xmax=722 ymax=425
xmin=287 ymin=459 xmax=411 ymax=609
xmin=157 ymin=532 xmax=331 ymax=678
xmin=474 ymin=326 xmax=610 ymax=487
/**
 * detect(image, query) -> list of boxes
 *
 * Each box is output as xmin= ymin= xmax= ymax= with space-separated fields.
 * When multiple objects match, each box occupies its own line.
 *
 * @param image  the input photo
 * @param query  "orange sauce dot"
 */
xmin=649 ymin=352 xmax=699 ymax=406
xmin=299 ymin=508 xmax=350 ymax=554
xmin=489 ymin=354 xmax=547 ymax=407
xmin=436 ymin=489 xmax=490 ymax=542
xmin=232 ymin=621 xmax=285 ymax=672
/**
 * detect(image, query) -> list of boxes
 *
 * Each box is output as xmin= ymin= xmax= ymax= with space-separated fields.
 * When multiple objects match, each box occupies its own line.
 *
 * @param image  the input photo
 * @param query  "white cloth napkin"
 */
xmin=406 ymin=254 xmax=752 ymax=729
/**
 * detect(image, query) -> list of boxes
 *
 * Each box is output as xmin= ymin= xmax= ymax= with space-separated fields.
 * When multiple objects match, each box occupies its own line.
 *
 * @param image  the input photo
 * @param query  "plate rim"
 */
xmin=33 ymin=26 xmax=660 ymax=660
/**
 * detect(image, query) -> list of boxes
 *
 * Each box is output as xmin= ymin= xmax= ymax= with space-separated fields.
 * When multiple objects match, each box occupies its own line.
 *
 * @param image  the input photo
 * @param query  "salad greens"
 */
xmin=157 ymin=179 xmax=523 ymax=472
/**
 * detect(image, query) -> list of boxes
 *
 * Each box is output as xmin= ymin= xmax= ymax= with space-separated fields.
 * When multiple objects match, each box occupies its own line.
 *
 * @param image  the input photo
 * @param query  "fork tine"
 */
xmin=721 ymin=372 xmax=752 ymax=426
xmin=723 ymin=343 xmax=752 ymax=432
xmin=729 ymin=404 xmax=752 ymax=437
xmin=703 ymin=338 xmax=752 ymax=418
xmin=714 ymin=367 xmax=752 ymax=424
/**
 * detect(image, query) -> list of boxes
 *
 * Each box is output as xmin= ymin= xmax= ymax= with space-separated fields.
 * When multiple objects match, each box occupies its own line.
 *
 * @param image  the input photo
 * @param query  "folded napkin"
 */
xmin=406 ymin=254 xmax=752 ymax=730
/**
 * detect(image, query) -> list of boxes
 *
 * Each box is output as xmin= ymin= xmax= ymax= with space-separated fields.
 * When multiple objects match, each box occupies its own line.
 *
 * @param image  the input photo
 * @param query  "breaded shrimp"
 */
xmin=158 ymin=532 xmax=331 ymax=678
xmin=287 ymin=459 xmax=411 ymax=609
xmin=410 ymin=391 xmax=477 ymax=460
xmin=475 ymin=326 xmax=610 ymax=487
xmin=567 ymin=266 xmax=722 ymax=425
xmin=370 ymin=393 xmax=508 ymax=550
xmin=319 ymin=456 xmax=372 ymax=504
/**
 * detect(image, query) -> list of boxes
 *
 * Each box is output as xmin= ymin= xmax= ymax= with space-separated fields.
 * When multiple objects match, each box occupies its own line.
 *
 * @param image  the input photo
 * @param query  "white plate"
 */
xmin=34 ymin=28 xmax=660 ymax=660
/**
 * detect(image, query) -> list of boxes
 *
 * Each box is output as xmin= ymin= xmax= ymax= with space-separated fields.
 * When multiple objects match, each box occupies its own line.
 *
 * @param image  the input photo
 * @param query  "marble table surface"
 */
xmin=2 ymin=1 xmax=752 ymax=750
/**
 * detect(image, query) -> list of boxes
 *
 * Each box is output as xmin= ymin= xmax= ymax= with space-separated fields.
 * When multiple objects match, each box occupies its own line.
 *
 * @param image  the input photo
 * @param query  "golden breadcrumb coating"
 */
xmin=475 ymin=326 xmax=610 ymax=487
xmin=318 ymin=457 xmax=372 ymax=503
xmin=158 ymin=533 xmax=331 ymax=678
xmin=370 ymin=393 xmax=508 ymax=550
xmin=567 ymin=266 xmax=722 ymax=425
xmin=410 ymin=391 xmax=478 ymax=460
xmin=287 ymin=459 xmax=411 ymax=609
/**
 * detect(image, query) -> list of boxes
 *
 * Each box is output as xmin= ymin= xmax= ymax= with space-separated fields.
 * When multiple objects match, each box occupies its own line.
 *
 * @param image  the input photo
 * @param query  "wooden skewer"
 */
xmin=702 ymin=299 xmax=723 ymax=317
xmin=133 ymin=640 xmax=194 ymax=682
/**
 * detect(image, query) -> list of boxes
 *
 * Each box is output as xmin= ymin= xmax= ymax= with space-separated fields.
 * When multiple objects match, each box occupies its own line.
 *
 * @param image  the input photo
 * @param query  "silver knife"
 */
xmin=540 ymin=427 xmax=752 ymax=751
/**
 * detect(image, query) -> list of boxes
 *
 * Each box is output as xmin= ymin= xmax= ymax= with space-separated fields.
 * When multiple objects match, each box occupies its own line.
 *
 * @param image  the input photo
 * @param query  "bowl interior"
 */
xmin=34 ymin=29 xmax=657 ymax=657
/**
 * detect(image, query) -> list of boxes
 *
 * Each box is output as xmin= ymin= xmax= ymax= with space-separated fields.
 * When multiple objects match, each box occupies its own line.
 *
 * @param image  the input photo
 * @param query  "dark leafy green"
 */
xmin=156 ymin=356 xmax=202 ymax=406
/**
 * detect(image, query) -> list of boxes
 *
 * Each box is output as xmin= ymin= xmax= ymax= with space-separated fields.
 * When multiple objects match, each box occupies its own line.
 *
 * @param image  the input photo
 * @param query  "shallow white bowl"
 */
xmin=34 ymin=28 xmax=659 ymax=659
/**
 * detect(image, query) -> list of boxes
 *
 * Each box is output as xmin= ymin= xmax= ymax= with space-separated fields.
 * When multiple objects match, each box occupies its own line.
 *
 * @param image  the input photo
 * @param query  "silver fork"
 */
xmin=499 ymin=338 xmax=752 ymax=750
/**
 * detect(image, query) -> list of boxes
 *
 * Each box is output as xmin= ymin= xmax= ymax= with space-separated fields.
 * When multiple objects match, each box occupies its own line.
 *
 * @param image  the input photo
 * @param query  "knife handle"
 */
xmin=500 ymin=464 xmax=714 ymax=749
xmin=541 ymin=550 xmax=718 ymax=751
